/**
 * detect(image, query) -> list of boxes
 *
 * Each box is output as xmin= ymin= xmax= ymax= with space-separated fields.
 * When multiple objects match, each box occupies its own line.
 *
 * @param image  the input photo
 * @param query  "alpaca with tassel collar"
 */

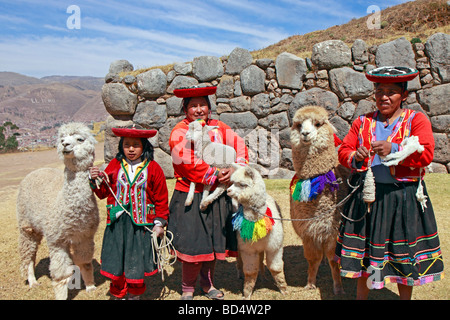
xmin=290 ymin=106 xmax=349 ymax=295
xmin=227 ymin=164 xmax=287 ymax=300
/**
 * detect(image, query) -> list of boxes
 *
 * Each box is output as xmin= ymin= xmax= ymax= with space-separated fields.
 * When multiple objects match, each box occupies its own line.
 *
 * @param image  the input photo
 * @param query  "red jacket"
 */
xmin=169 ymin=118 xmax=249 ymax=193
xmin=338 ymin=109 xmax=434 ymax=181
xmin=91 ymin=158 xmax=169 ymax=226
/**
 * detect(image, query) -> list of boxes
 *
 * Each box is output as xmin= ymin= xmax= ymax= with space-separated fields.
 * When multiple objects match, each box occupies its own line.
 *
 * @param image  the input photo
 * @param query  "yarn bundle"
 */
xmin=363 ymin=159 xmax=376 ymax=212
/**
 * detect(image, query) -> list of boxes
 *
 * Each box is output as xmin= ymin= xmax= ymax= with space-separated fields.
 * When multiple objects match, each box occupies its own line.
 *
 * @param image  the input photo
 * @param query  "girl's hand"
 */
xmin=152 ymin=225 xmax=165 ymax=238
xmin=372 ymin=141 xmax=392 ymax=157
xmin=89 ymin=166 xmax=100 ymax=180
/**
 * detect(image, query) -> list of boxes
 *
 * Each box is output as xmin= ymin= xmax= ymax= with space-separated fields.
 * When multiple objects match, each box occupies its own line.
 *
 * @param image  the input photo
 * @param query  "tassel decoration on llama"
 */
xmin=232 ymin=206 xmax=275 ymax=243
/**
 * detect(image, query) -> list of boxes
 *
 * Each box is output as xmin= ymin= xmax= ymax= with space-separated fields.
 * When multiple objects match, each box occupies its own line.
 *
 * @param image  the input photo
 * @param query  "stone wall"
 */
xmin=101 ymin=32 xmax=450 ymax=178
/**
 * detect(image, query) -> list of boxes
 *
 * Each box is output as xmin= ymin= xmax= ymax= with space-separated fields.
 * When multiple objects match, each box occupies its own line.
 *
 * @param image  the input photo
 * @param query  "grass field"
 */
xmin=0 ymin=146 xmax=448 ymax=301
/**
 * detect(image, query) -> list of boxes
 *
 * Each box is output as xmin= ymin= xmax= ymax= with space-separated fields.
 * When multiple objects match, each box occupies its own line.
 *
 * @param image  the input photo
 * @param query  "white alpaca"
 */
xmin=16 ymin=122 xmax=100 ymax=300
xmin=290 ymin=106 xmax=348 ymax=295
xmin=184 ymin=120 xmax=236 ymax=211
xmin=227 ymin=164 xmax=287 ymax=300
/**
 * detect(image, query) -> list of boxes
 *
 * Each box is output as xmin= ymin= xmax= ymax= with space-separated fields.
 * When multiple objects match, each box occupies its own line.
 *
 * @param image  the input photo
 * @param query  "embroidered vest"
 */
xmin=109 ymin=160 xmax=155 ymax=226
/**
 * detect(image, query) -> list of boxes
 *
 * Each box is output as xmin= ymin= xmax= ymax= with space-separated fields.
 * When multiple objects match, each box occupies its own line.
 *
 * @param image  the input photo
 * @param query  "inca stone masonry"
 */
xmin=101 ymin=33 xmax=450 ymax=178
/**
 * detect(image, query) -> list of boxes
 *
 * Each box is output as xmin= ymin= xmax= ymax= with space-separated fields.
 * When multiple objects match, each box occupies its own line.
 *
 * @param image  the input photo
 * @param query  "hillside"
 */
xmin=252 ymin=0 xmax=449 ymax=60
xmin=0 ymin=73 xmax=106 ymax=149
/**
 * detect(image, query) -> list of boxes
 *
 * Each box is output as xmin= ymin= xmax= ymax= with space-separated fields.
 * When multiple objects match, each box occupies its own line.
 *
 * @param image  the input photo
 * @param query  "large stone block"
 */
xmin=192 ymin=56 xmax=224 ymax=82
xmin=311 ymin=40 xmax=352 ymax=70
xmin=275 ymin=52 xmax=307 ymax=89
xmin=101 ymin=83 xmax=137 ymax=116
xmin=136 ymin=68 xmax=167 ymax=98
xmin=240 ymin=65 xmax=266 ymax=96
xmin=375 ymin=37 xmax=416 ymax=68
xmin=417 ymin=83 xmax=450 ymax=116
xmin=133 ymin=100 xmax=167 ymax=129
xmin=219 ymin=111 xmax=258 ymax=130
xmin=225 ymin=47 xmax=253 ymax=75
xmin=425 ymin=33 xmax=450 ymax=83
xmin=289 ymin=88 xmax=339 ymax=121
xmin=329 ymin=67 xmax=374 ymax=100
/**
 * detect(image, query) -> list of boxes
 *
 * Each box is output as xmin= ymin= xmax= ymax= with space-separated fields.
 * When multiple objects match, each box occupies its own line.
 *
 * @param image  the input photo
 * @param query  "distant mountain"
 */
xmin=0 ymin=72 xmax=107 ymax=148
xmin=0 ymin=72 xmax=42 ymax=86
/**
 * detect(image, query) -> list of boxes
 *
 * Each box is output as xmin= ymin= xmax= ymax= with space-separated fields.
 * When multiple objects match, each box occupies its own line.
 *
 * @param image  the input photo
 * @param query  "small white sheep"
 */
xmin=184 ymin=119 xmax=236 ymax=211
xmin=290 ymin=106 xmax=348 ymax=295
xmin=16 ymin=122 xmax=100 ymax=300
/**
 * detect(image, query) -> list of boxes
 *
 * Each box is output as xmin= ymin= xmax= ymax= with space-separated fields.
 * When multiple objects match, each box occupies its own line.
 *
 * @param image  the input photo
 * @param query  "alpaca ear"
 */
xmin=244 ymin=166 xmax=254 ymax=179
xmin=325 ymin=119 xmax=337 ymax=133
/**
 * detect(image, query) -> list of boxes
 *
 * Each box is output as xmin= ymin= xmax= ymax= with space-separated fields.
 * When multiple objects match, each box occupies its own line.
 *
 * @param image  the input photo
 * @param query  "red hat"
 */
xmin=112 ymin=125 xmax=157 ymax=138
xmin=365 ymin=66 xmax=419 ymax=83
xmin=173 ymin=85 xmax=217 ymax=98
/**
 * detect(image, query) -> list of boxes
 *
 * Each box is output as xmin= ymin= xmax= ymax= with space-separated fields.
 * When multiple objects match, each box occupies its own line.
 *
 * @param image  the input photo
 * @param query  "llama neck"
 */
xmin=63 ymin=155 xmax=93 ymax=173
xmin=63 ymin=169 xmax=90 ymax=188
xmin=292 ymin=143 xmax=337 ymax=179
xmin=241 ymin=194 xmax=267 ymax=222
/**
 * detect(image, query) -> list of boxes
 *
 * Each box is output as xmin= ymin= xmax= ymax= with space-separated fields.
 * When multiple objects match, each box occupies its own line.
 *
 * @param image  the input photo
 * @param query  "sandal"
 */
xmin=202 ymin=289 xmax=224 ymax=300
xmin=180 ymin=293 xmax=194 ymax=300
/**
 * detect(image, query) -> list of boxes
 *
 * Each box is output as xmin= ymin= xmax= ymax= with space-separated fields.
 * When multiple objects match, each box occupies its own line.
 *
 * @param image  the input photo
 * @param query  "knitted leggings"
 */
xmin=182 ymin=260 xmax=216 ymax=293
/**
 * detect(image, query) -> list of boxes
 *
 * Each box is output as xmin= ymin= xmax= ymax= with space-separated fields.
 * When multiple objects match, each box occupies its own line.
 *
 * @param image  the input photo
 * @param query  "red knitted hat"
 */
xmin=173 ymin=86 xmax=217 ymax=98
xmin=112 ymin=125 xmax=157 ymax=138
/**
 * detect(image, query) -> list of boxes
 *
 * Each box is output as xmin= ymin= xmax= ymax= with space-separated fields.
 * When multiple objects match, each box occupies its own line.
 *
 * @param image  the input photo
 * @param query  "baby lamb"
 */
xmin=16 ymin=122 xmax=99 ymax=300
xmin=185 ymin=119 xmax=236 ymax=211
xmin=290 ymin=106 xmax=347 ymax=295
xmin=228 ymin=164 xmax=287 ymax=300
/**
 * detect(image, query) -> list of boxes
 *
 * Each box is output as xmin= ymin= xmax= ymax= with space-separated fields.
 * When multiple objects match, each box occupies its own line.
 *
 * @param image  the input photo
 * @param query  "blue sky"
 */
xmin=0 ymin=0 xmax=409 ymax=78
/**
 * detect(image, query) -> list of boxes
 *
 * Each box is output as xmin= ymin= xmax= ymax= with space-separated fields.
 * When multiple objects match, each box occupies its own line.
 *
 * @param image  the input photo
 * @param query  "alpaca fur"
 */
xmin=290 ymin=106 xmax=347 ymax=295
xmin=16 ymin=122 xmax=100 ymax=300
xmin=185 ymin=120 xmax=236 ymax=210
xmin=227 ymin=164 xmax=287 ymax=300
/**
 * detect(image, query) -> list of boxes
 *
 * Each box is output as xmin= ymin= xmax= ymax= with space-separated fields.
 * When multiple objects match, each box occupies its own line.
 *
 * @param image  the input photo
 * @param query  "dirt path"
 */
xmin=0 ymin=142 xmax=104 ymax=190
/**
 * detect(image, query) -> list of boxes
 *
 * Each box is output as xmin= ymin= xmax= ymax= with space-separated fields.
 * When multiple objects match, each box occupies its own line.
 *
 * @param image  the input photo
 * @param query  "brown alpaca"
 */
xmin=289 ymin=106 xmax=347 ymax=295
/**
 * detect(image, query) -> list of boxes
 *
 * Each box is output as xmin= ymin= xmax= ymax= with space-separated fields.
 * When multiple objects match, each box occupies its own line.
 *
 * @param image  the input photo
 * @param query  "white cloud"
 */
xmin=0 ymin=36 xmax=184 ymax=77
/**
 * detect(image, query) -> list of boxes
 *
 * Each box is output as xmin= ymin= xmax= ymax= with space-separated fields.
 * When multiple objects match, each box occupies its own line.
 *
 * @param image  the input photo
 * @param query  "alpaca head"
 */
xmin=185 ymin=119 xmax=218 ymax=146
xmin=290 ymin=106 xmax=335 ymax=150
xmin=227 ymin=164 xmax=266 ymax=209
xmin=57 ymin=122 xmax=97 ymax=171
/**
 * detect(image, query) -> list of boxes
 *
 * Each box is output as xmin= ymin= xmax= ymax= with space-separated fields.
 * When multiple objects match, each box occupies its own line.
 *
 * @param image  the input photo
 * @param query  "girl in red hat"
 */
xmin=168 ymin=86 xmax=249 ymax=300
xmin=335 ymin=66 xmax=444 ymax=299
xmin=89 ymin=125 xmax=169 ymax=300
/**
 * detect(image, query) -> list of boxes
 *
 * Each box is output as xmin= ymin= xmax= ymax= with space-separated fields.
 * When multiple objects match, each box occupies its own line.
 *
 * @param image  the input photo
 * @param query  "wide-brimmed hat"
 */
xmin=173 ymin=85 xmax=217 ymax=98
xmin=112 ymin=124 xmax=157 ymax=138
xmin=365 ymin=66 xmax=419 ymax=83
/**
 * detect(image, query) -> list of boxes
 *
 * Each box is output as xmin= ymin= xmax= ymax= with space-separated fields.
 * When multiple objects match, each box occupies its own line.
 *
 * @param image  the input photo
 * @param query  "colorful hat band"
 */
xmin=365 ymin=66 xmax=419 ymax=83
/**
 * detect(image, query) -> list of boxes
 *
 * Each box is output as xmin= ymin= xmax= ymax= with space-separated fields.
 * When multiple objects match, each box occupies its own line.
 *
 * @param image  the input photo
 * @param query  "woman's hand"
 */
xmin=372 ymin=141 xmax=392 ymax=157
xmin=354 ymin=146 xmax=371 ymax=162
xmin=217 ymin=166 xmax=236 ymax=184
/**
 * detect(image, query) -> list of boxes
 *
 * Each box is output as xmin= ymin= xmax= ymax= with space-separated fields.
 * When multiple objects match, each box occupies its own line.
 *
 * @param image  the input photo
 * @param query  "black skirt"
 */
xmin=335 ymin=173 xmax=444 ymax=289
xmin=168 ymin=190 xmax=238 ymax=263
xmin=100 ymin=213 xmax=158 ymax=283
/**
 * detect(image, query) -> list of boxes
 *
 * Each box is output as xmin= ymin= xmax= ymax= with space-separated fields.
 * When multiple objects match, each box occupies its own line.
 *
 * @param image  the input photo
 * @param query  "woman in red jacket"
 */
xmin=335 ymin=66 xmax=444 ymax=299
xmin=89 ymin=126 xmax=169 ymax=299
xmin=168 ymin=86 xmax=248 ymax=300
